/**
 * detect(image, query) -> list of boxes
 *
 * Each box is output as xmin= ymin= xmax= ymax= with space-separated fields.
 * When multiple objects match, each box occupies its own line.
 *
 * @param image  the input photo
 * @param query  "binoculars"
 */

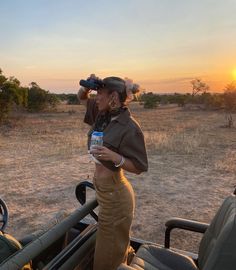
xmin=79 ymin=77 xmax=104 ymax=90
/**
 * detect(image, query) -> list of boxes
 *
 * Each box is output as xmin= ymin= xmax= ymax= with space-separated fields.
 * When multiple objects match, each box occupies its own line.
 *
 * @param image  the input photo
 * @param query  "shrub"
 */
xmin=223 ymin=83 xmax=236 ymax=127
xmin=0 ymin=73 xmax=28 ymax=122
xmin=28 ymin=85 xmax=48 ymax=112
xmin=67 ymin=94 xmax=79 ymax=105
xmin=141 ymin=92 xmax=159 ymax=109
xmin=27 ymin=82 xmax=59 ymax=112
xmin=0 ymin=90 xmax=12 ymax=122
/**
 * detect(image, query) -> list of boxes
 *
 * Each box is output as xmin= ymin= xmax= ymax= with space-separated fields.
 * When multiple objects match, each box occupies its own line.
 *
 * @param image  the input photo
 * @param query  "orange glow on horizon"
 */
xmin=232 ymin=69 xmax=236 ymax=81
xmin=5 ymin=64 xmax=236 ymax=94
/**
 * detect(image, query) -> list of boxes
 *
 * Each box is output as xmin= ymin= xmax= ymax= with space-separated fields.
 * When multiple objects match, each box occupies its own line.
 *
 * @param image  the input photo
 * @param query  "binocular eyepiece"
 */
xmin=79 ymin=77 xmax=104 ymax=90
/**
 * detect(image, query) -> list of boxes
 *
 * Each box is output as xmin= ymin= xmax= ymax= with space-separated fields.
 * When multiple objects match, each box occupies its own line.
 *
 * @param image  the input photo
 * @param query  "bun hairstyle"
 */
xmin=102 ymin=76 xmax=141 ymax=104
xmin=124 ymin=77 xmax=140 ymax=102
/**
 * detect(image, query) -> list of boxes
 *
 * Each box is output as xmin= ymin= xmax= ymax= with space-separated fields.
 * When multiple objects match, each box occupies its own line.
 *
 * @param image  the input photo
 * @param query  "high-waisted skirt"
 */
xmin=93 ymin=170 xmax=135 ymax=270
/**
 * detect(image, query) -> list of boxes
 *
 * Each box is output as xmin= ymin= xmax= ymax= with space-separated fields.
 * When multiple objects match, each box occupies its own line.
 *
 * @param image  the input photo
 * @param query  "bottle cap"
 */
xmin=92 ymin=131 xmax=103 ymax=136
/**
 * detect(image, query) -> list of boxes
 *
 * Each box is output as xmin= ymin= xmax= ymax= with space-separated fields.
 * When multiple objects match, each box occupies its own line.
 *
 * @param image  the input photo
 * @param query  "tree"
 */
xmin=140 ymin=92 xmax=159 ymax=109
xmin=223 ymin=82 xmax=236 ymax=128
xmin=0 ymin=69 xmax=7 ymax=88
xmin=0 ymin=72 xmax=28 ymax=122
xmin=27 ymin=82 xmax=48 ymax=112
xmin=9 ymin=76 xmax=20 ymax=86
xmin=28 ymin=82 xmax=59 ymax=112
xmin=47 ymin=93 xmax=60 ymax=108
xmin=0 ymin=69 xmax=60 ymax=123
xmin=0 ymin=90 xmax=12 ymax=122
xmin=190 ymin=78 xmax=209 ymax=96
xmin=29 ymin=82 xmax=40 ymax=89
xmin=67 ymin=94 xmax=80 ymax=105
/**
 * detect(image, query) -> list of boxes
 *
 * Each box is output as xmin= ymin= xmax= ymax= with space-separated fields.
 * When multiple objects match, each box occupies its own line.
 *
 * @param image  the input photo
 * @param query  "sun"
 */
xmin=232 ymin=68 xmax=236 ymax=81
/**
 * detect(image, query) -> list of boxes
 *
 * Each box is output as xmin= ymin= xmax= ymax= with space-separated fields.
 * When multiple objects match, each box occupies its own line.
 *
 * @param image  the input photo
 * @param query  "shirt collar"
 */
xmin=112 ymin=107 xmax=131 ymax=125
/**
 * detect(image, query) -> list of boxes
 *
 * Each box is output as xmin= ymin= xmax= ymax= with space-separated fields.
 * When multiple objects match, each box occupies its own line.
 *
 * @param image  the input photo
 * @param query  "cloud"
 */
xmin=140 ymin=75 xmax=211 ymax=86
xmin=157 ymin=77 xmax=194 ymax=84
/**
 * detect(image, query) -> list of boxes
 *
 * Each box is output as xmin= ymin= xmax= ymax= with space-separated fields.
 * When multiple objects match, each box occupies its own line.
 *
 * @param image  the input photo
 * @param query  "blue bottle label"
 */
xmin=90 ymin=131 xmax=103 ymax=150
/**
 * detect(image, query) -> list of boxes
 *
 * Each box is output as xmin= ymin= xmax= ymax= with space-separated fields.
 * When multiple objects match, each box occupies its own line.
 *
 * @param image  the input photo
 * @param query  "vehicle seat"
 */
xmin=118 ymin=194 xmax=236 ymax=270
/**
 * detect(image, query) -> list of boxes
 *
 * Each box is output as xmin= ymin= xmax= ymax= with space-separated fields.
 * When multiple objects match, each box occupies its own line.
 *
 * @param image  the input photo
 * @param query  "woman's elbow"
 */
xmin=134 ymin=166 xmax=148 ymax=175
xmin=135 ymin=163 xmax=148 ymax=175
xmin=134 ymin=169 xmax=142 ymax=175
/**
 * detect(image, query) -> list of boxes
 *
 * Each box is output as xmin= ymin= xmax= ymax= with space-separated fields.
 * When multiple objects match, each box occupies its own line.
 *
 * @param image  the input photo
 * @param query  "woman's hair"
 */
xmin=102 ymin=76 xmax=140 ymax=103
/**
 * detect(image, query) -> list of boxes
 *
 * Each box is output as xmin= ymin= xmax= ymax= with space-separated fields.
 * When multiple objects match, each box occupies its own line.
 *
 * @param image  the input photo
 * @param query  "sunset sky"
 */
xmin=1 ymin=0 xmax=236 ymax=93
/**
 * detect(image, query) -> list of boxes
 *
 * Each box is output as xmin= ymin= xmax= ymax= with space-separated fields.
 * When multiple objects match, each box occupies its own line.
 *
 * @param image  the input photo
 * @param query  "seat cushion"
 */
xmin=198 ymin=195 xmax=236 ymax=270
xmin=129 ymin=244 xmax=198 ymax=270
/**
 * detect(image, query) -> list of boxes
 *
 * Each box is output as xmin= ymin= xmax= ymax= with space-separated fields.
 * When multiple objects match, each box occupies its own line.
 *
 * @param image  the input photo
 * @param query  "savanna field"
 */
xmin=0 ymin=103 xmax=235 ymax=253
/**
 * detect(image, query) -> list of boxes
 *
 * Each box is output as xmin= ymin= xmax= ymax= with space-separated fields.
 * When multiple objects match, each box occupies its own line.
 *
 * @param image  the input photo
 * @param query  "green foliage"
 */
xmin=47 ymin=93 xmax=60 ymax=108
xmin=56 ymin=93 xmax=69 ymax=101
xmin=141 ymin=92 xmax=159 ymax=109
xmin=2 ymin=83 xmax=25 ymax=106
xmin=0 ymin=90 xmax=12 ymax=122
xmin=183 ymin=91 xmax=225 ymax=110
xmin=66 ymin=94 xmax=79 ymax=105
xmin=175 ymin=94 xmax=189 ymax=107
xmin=141 ymin=92 xmax=190 ymax=108
xmin=55 ymin=93 xmax=79 ymax=104
xmin=0 ymin=74 xmax=7 ymax=87
xmin=28 ymin=82 xmax=60 ymax=112
xmin=223 ymin=83 xmax=236 ymax=112
xmin=27 ymin=84 xmax=48 ymax=112
xmin=18 ymin=87 xmax=29 ymax=107
xmin=223 ymin=82 xmax=236 ymax=128
xmin=140 ymin=91 xmax=226 ymax=111
xmin=201 ymin=93 xmax=224 ymax=109
xmin=0 ymin=72 xmax=29 ymax=122
xmin=0 ymin=68 xmax=60 ymax=122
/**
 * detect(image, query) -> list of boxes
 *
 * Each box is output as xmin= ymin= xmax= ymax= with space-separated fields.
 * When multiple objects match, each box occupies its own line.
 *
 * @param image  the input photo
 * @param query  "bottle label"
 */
xmin=90 ymin=131 xmax=103 ymax=150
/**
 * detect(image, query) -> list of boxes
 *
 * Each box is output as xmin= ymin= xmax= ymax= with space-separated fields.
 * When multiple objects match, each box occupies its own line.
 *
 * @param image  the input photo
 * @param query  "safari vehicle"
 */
xmin=0 ymin=182 xmax=236 ymax=270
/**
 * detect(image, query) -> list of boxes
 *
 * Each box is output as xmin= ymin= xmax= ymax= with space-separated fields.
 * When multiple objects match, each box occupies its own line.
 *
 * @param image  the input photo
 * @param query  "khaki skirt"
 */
xmin=93 ymin=171 xmax=135 ymax=270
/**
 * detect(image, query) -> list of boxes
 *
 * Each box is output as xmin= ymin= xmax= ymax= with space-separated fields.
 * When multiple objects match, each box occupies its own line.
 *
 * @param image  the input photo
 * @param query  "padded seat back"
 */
xmin=198 ymin=195 xmax=236 ymax=270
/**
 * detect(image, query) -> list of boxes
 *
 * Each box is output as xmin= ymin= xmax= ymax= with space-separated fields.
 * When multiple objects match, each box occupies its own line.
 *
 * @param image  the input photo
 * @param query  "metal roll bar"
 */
xmin=0 ymin=199 xmax=98 ymax=270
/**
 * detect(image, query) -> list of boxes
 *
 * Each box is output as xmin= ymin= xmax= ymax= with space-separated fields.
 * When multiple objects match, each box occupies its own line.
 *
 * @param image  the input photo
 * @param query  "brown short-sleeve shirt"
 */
xmin=85 ymin=99 xmax=148 ymax=172
xmin=84 ymin=99 xmax=99 ymax=126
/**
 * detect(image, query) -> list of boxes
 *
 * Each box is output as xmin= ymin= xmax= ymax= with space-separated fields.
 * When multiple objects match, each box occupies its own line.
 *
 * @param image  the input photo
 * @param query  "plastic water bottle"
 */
xmin=90 ymin=131 xmax=103 ymax=150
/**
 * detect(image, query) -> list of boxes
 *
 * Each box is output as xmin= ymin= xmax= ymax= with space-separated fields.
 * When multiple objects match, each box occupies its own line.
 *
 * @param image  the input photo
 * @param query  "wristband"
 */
xmin=114 ymin=156 xmax=125 ymax=167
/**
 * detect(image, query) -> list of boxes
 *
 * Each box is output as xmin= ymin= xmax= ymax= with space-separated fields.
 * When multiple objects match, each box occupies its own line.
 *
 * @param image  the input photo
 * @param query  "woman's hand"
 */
xmin=90 ymin=145 xmax=142 ymax=174
xmin=89 ymin=145 xmax=121 ymax=164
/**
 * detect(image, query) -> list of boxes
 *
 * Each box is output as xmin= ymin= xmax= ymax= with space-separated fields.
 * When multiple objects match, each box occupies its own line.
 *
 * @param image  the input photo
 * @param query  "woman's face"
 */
xmin=95 ymin=89 xmax=112 ymax=111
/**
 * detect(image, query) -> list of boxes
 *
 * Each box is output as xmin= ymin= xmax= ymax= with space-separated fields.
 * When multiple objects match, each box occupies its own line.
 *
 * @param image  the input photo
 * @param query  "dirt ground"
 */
xmin=0 ymin=103 xmax=235 ymax=253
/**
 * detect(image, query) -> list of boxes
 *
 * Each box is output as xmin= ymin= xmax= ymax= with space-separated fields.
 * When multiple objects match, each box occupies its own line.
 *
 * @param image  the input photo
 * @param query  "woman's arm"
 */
xmin=119 ymin=156 xmax=142 ymax=174
xmin=77 ymin=87 xmax=90 ymax=106
xmin=89 ymin=146 xmax=142 ymax=174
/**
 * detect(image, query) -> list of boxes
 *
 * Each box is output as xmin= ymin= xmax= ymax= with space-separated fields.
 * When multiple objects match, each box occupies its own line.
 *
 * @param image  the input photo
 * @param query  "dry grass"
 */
xmin=0 ymin=103 xmax=235 ymax=253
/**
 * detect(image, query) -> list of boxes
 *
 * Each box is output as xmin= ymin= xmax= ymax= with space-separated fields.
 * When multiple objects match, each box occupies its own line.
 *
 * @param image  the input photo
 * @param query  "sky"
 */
xmin=1 ymin=0 xmax=236 ymax=93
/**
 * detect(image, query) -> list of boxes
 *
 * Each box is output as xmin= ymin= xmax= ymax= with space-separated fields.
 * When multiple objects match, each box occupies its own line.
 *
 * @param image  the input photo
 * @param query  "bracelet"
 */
xmin=114 ymin=155 xmax=125 ymax=167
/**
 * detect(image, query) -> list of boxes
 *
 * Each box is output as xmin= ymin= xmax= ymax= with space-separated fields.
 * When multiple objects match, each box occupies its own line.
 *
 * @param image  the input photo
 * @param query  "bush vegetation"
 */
xmin=140 ymin=79 xmax=236 ymax=127
xmin=140 ymin=79 xmax=222 ymax=109
xmin=0 ymin=68 xmax=59 ymax=122
xmin=1 ymin=69 xmax=236 ymax=127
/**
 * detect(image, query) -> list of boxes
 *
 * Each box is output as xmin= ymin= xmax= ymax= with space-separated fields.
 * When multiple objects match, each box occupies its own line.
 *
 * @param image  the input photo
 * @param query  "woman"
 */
xmin=78 ymin=75 xmax=148 ymax=270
